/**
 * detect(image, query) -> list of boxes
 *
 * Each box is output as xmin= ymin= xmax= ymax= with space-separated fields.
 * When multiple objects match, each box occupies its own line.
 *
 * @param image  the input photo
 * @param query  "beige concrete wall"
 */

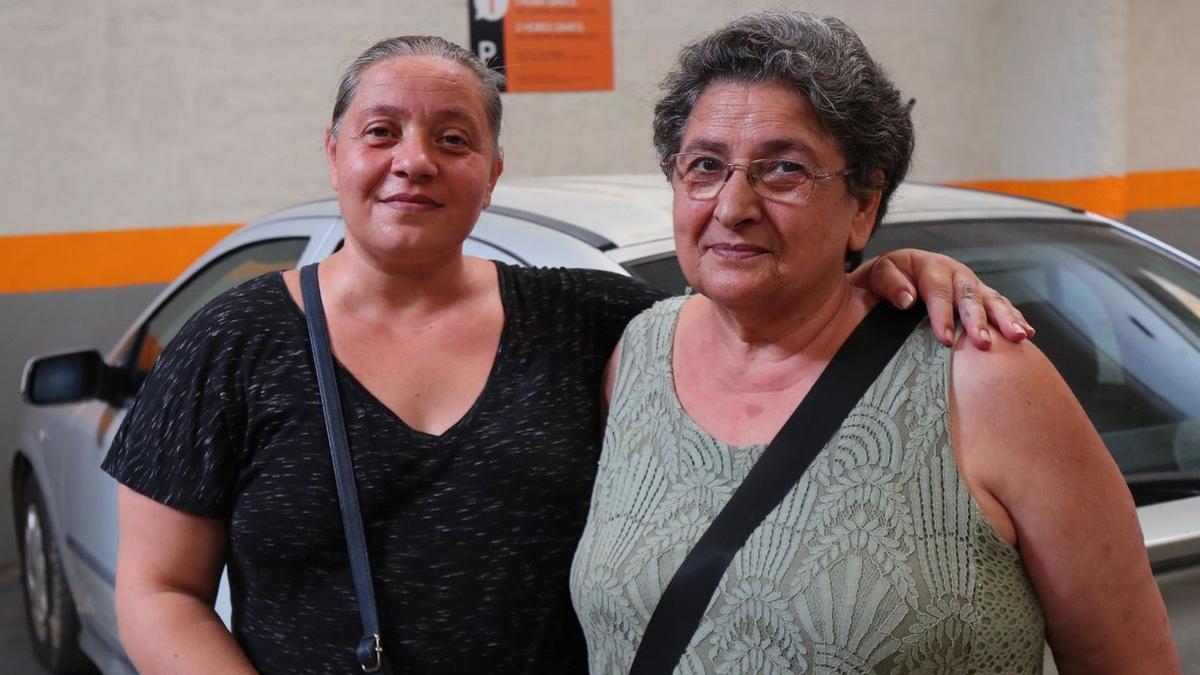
xmin=1128 ymin=0 xmax=1200 ymax=172
xmin=3 ymin=0 xmax=1192 ymax=237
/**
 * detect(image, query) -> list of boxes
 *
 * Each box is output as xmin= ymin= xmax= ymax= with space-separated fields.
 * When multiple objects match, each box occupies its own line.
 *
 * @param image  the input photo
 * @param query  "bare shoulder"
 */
xmin=950 ymin=333 xmax=1076 ymax=462
xmin=951 ymin=328 xmax=1063 ymax=403
xmin=948 ymin=332 xmax=1097 ymax=468
xmin=466 ymin=255 xmax=503 ymax=294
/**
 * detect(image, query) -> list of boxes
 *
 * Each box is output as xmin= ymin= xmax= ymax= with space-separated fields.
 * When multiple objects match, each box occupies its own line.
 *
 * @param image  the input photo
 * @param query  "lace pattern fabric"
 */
xmin=569 ymin=297 xmax=1045 ymax=674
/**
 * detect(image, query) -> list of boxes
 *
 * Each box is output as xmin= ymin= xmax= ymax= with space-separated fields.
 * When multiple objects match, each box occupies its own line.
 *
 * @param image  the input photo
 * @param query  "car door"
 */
xmin=58 ymin=228 xmax=319 ymax=666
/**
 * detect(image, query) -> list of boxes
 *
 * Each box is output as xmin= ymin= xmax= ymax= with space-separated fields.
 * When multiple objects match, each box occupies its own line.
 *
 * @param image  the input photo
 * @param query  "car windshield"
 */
xmin=868 ymin=219 xmax=1200 ymax=505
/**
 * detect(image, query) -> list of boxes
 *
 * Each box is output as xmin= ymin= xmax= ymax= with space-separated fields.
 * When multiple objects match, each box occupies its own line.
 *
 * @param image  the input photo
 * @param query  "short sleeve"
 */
xmin=102 ymin=296 xmax=249 ymax=519
xmin=553 ymin=269 xmax=668 ymax=372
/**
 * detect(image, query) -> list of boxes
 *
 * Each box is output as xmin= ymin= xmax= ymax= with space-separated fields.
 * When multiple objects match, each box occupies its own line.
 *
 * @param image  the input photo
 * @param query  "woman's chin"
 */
xmin=347 ymin=236 xmax=465 ymax=271
xmin=691 ymin=275 xmax=781 ymax=310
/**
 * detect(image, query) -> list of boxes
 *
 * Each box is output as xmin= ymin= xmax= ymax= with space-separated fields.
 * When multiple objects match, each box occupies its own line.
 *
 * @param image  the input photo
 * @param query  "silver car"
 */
xmin=11 ymin=176 xmax=1200 ymax=673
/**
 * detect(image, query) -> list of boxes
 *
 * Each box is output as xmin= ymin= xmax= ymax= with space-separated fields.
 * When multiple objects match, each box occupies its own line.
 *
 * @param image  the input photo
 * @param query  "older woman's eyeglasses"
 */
xmin=662 ymin=152 xmax=855 ymax=205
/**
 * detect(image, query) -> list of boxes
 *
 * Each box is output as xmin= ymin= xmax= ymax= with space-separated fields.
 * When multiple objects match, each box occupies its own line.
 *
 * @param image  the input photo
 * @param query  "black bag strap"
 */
xmin=300 ymin=263 xmax=392 ymax=674
xmin=629 ymin=301 xmax=925 ymax=675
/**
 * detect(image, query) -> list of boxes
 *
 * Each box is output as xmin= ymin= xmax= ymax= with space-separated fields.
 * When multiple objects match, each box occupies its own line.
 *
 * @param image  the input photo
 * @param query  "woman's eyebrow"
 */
xmin=358 ymin=104 xmax=407 ymax=119
xmin=680 ymin=139 xmax=728 ymax=155
xmin=431 ymin=108 xmax=481 ymax=127
xmin=679 ymin=138 xmax=818 ymax=158
xmin=757 ymin=138 xmax=817 ymax=158
xmin=356 ymin=104 xmax=480 ymax=127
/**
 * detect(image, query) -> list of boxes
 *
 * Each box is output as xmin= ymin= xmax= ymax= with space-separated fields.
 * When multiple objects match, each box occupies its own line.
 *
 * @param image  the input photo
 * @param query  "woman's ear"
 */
xmin=324 ymin=126 xmax=339 ymax=193
xmin=482 ymin=146 xmax=504 ymax=209
xmin=847 ymin=169 xmax=885 ymax=251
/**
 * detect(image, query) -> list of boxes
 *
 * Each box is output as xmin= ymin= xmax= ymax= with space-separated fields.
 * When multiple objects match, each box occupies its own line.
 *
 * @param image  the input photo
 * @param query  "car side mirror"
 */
xmin=21 ymin=349 xmax=127 ymax=406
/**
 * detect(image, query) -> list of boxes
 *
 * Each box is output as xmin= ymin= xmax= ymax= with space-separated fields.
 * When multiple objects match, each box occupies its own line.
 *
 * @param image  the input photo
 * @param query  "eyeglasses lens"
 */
xmin=671 ymin=154 xmax=815 ymax=204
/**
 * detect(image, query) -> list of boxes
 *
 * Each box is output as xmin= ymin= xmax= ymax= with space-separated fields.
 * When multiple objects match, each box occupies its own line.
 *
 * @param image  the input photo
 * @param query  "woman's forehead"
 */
xmin=681 ymin=81 xmax=837 ymax=159
xmin=350 ymin=56 xmax=487 ymax=118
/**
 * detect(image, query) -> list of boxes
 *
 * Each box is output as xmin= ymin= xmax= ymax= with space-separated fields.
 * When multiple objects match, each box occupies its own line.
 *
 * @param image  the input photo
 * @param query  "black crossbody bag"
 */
xmin=300 ymin=263 xmax=394 ymax=674
xmin=629 ymin=300 xmax=925 ymax=675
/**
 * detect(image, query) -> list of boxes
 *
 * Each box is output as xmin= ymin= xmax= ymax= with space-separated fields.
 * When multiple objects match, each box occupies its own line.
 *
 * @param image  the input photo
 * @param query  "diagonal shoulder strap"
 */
xmin=300 ymin=263 xmax=391 ymax=674
xmin=629 ymin=301 xmax=925 ymax=675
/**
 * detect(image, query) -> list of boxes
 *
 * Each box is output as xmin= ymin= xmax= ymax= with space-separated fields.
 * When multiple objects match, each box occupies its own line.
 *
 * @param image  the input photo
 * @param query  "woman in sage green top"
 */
xmin=570 ymin=10 xmax=1179 ymax=674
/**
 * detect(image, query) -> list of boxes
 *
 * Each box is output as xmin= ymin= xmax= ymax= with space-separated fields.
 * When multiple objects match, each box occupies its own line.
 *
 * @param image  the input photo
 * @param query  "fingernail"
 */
xmin=1011 ymin=321 xmax=1027 ymax=338
xmin=1024 ymin=322 xmax=1036 ymax=336
xmin=980 ymin=328 xmax=991 ymax=343
xmin=898 ymin=291 xmax=914 ymax=309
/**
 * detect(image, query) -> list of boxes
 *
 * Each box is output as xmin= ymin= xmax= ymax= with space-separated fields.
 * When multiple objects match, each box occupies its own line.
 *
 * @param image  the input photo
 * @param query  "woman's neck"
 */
xmin=680 ymin=282 xmax=876 ymax=395
xmin=317 ymin=244 xmax=489 ymax=324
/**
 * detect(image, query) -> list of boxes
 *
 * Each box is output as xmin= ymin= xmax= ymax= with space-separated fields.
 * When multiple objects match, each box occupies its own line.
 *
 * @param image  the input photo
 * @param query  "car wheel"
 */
xmin=18 ymin=478 xmax=94 ymax=674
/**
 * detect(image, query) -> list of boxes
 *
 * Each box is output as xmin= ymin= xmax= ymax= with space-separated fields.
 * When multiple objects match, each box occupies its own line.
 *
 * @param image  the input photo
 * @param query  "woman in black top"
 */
xmin=103 ymin=36 xmax=1032 ymax=674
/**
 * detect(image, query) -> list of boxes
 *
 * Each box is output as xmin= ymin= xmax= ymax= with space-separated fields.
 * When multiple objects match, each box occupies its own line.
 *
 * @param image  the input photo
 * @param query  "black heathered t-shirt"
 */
xmin=102 ymin=262 xmax=665 ymax=674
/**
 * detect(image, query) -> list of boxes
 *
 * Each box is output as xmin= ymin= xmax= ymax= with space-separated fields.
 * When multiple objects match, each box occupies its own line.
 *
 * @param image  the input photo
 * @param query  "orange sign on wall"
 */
xmin=469 ymin=0 xmax=613 ymax=92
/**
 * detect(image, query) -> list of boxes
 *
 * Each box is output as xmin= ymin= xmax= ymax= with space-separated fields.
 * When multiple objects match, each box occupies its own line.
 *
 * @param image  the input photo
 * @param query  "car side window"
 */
xmin=623 ymin=254 xmax=688 ymax=295
xmin=132 ymin=238 xmax=308 ymax=375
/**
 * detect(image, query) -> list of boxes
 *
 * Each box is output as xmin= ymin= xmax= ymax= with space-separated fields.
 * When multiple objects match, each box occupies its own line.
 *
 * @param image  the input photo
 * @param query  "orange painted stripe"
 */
xmin=0 ymin=224 xmax=239 ymax=294
xmin=1127 ymin=168 xmax=1200 ymax=212
xmin=949 ymin=175 xmax=1129 ymax=218
xmin=950 ymin=168 xmax=1200 ymax=218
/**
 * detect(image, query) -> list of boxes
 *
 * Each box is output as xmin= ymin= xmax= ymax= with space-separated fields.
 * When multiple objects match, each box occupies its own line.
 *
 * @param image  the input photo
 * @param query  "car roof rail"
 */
xmin=486 ymin=205 xmax=617 ymax=251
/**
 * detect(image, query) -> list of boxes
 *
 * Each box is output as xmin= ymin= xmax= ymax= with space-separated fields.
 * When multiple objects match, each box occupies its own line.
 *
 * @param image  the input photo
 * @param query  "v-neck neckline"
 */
xmin=275 ymin=262 xmax=513 ymax=441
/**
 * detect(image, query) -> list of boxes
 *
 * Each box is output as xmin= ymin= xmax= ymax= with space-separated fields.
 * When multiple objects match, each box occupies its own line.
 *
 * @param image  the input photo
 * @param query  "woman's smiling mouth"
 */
xmin=380 ymin=192 xmax=443 ymax=213
xmin=706 ymin=242 xmax=769 ymax=260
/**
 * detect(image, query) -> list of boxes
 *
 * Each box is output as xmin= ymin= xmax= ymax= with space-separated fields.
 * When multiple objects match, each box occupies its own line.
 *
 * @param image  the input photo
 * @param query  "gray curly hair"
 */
xmin=328 ymin=35 xmax=505 ymax=151
xmin=653 ymin=11 xmax=915 ymax=264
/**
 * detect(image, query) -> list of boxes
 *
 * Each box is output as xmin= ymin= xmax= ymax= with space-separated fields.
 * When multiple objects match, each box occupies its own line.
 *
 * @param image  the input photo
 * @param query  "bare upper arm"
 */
xmin=950 ymin=337 xmax=1179 ymax=673
xmin=115 ymin=485 xmax=227 ymax=603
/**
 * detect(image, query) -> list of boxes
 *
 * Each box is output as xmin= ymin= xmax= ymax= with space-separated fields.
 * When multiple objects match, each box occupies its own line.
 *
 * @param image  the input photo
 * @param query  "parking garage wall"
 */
xmin=0 ymin=0 xmax=1197 ymax=564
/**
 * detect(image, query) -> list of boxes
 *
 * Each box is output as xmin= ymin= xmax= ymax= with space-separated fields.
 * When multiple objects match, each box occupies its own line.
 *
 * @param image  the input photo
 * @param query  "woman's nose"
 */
xmin=390 ymin=138 xmax=438 ymax=180
xmin=713 ymin=170 xmax=762 ymax=229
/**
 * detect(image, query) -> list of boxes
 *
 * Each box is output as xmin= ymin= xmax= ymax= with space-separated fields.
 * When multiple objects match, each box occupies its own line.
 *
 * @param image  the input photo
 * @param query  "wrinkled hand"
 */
xmin=852 ymin=249 xmax=1034 ymax=349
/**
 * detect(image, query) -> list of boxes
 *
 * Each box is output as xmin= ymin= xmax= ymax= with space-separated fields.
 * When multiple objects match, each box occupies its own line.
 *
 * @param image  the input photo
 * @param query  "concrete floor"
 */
xmin=0 ymin=563 xmax=57 ymax=675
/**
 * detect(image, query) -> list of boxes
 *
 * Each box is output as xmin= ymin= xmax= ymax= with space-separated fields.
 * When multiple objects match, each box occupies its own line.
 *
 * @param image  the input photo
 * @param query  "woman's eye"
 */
xmin=363 ymin=126 xmax=395 ymax=140
xmin=689 ymin=156 xmax=724 ymax=173
xmin=768 ymin=160 xmax=809 ymax=176
xmin=440 ymin=133 xmax=471 ymax=148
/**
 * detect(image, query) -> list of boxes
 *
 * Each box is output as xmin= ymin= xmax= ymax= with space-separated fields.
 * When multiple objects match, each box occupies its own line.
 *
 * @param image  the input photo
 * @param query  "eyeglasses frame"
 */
xmin=661 ymin=152 xmax=857 ymax=205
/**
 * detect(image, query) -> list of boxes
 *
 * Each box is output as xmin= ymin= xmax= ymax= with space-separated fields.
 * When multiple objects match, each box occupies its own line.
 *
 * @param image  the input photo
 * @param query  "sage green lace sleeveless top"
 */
xmin=570 ymin=297 xmax=1046 ymax=674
